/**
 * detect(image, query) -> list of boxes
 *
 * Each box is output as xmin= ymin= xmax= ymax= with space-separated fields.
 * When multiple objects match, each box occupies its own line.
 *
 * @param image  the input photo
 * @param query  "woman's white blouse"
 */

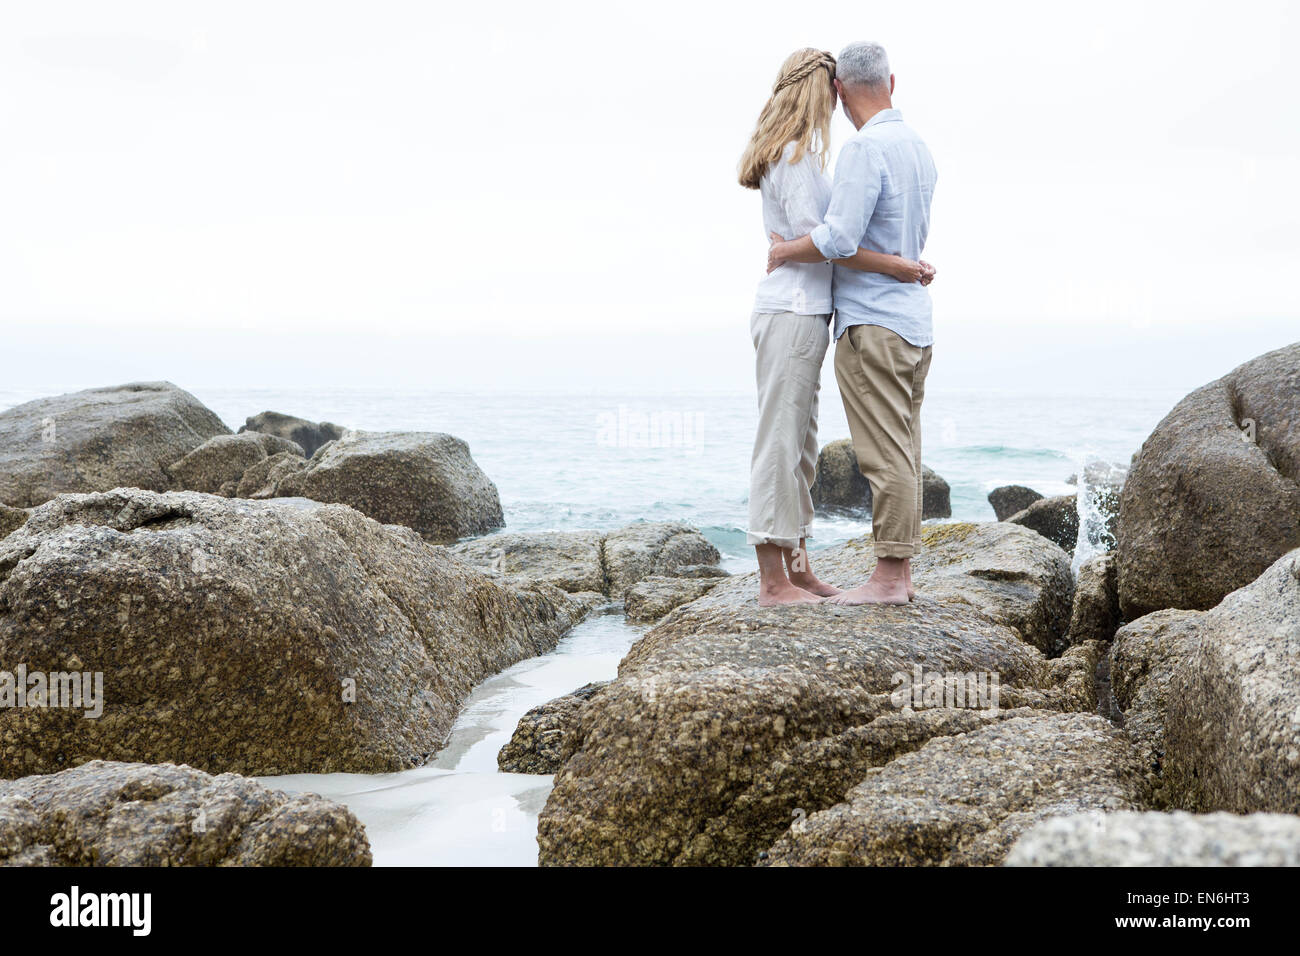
xmin=753 ymin=141 xmax=833 ymax=316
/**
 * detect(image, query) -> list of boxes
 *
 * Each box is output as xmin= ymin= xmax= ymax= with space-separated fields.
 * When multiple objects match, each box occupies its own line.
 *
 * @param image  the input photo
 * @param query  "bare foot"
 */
xmin=788 ymin=572 xmax=844 ymax=597
xmin=757 ymin=582 xmax=824 ymax=607
xmin=826 ymin=578 xmax=909 ymax=606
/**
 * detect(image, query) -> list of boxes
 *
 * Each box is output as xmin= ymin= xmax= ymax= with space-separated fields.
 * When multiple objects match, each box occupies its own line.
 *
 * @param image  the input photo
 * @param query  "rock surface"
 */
xmin=624 ymin=574 xmax=724 ymax=623
xmin=167 ymin=432 xmax=304 ymax=495
xmin=0 ymin=506 xmax=26 ymax=541
xmin=1117 ymin=343 xmax=1300 ymax=618
xmin=452 ymin=530 xmax=606 ymax=593
xmin=453 ymin=522 xmax=721 ymax=600
xmin=602 ymin=522 xmax=723 ymax=598
xmin=0 ymin=489 xmax=586 ymax=777
xmin=762 ymin=713 xmax=1148 ymax=866
xmin=988 ymin=485 xmax=1043 ymax=521
xmin=536 ymin=523 xmax=1087 ymax=867
xmin=497 ymin=682 xmax=610 ymax=775
xmin=274 ymin=430 xmax=504 ymax=544
xmin=1006 ymin=494 xmax=1079 ymax=552
xmin=1066 ymin=552 xmax=1121 ymax=645
xmin=809 ymin=439 xmax=951 ymax=519
xmin=1007 ymin=810 xmax=1300 ymax=867
xmin=239 ymin=410 xmax=345 ymax=458
xmin=1109 ymin=548 xmax=1300 ymax=813
xmin=1108 ymin=609 xmax=1201 ymax=804
xmin=0 ymin=760 xmax=370 ymax=866
xmin=0 ymin=382 xmax=230 ymax=508
xmin=235 ymin=451 xmax=308 ymax=499
xmin=1161 ymin=547 xmax=1300 ymax=812
xmin=807 ymin=522 xmax=1075 ymax=654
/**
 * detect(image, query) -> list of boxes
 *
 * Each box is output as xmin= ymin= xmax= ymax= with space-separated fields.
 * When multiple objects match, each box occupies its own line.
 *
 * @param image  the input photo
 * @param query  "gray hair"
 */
xmin=836 ymin=41 xmax=891 ymax=90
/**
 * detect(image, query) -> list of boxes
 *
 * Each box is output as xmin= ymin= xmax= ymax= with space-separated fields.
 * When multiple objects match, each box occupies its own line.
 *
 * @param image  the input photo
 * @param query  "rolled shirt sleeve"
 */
xmin=810 ymin=139 xmax=882 ymax=260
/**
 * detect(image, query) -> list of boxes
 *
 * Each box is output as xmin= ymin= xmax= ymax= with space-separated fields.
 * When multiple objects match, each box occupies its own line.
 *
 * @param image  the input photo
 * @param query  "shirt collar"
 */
xmin=863 ymin=108 xmax=902 ymax=129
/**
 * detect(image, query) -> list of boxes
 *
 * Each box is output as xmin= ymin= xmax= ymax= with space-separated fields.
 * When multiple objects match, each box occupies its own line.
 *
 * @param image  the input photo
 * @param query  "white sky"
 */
xmin=2 ymin=1 xmax=1297 ymax=392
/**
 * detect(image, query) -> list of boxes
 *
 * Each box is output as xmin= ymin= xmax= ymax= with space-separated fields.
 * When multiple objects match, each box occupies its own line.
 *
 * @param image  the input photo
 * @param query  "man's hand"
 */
xmin=767 ymin=232 xmax=790 ymax=274
xmin=920 ymin=260 xmax=936 ymax=286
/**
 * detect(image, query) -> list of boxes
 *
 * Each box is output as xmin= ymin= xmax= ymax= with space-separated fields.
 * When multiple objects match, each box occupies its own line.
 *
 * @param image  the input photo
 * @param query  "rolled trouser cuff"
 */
xmin=747 ymin=531 xmax=800 ymax=550
xmin=874 ymin=539 xmax=916 ymax=559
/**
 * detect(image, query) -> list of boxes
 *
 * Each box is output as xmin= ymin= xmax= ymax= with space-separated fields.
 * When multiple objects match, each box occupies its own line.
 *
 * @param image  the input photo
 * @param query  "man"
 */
xmin=768 ymin=40 xmax=937 ymax=606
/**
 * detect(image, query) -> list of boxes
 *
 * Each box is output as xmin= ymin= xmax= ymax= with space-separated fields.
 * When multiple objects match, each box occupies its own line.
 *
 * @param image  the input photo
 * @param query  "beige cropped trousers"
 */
xmin=746 ymin=310 xmax=831 ymax=550
xmin=834 ymin=322 xmax=933 ymax=559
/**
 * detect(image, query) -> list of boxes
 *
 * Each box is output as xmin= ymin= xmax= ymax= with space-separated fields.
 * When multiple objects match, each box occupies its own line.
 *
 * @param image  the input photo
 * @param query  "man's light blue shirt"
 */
xmin=810 ymin=108 xmax=937 ymax=346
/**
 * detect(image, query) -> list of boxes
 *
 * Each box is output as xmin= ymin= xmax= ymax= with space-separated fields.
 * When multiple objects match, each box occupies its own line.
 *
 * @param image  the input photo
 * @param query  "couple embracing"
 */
xmin=740 ymin=41 xmax=937 ymax=607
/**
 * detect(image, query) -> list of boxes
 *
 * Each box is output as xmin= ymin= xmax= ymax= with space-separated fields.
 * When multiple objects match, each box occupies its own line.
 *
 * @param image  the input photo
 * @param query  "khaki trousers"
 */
xmin=746 ymin=310 xmax=830 ymax=550
xmin=833 ymin=323 xmax=933 ymax=559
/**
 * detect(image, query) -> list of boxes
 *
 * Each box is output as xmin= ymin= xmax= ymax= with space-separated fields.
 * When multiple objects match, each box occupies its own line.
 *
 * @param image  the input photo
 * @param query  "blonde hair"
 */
xmin=738 ymin=48 xmax=837 ymax=190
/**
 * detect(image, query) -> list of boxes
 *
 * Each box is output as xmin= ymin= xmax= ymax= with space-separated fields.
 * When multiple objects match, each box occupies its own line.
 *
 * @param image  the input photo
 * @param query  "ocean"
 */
xmin=177 ymin=384 xmax=1178 ymax=568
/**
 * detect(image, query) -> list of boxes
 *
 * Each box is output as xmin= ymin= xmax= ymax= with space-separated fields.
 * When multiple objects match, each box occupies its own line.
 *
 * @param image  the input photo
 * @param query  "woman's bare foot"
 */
xmin=757 ymin=581 xmax=824 ymax=606
xmin=787 ymin=571 xmax=843 ymax=597
xmin=785 ymin=543 xmax=843 ymax=597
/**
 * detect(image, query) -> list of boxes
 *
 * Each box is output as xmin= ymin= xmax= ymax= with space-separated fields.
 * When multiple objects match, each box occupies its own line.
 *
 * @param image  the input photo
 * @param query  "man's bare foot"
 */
xmin=757 ymin=582 xmax=824 ymax=607
xmin=787 ymin=572 xmax=844 ymax=597
xmin=826 ymin=577 xmax=909 ymax=606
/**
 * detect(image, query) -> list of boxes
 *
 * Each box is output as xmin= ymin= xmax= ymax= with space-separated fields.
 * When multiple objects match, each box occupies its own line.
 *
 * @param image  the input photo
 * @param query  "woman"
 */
xmin=738 ymin=48 xmax=933 ymax=606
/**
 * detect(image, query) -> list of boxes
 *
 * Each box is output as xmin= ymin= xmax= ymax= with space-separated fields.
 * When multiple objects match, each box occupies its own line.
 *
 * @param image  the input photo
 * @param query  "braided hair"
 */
xmin=738 ymin=48 xmax=837 ymax=190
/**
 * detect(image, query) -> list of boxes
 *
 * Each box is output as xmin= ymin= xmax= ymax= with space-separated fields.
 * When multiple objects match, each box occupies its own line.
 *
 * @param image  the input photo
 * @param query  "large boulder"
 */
xmin=0 ymin=382 xmax=230 ymax=508
xmin=1006 ymin=810 xmax=1300 ymax=867
xmin=816 ymin=522 xmax=1076 ymax=654
xmin=809 ymin=439 xmax=951 ymax=519
xmin=1006 ymin=494 xmax=1078 ymax=552
xmin=536 ymin=524 xmax=1088 ymax=867
xmin=988 ymin=485 xmax=1043 ymax=521
xmin=239 ymin=411 xmax=345 ymax=458
xmin=166 ymin=432 xmax=304 ymax=495
xmin=1108 ymin=608 xmax=1201 ymax=803
xmin=452 ymin=522 xmax=722 ymax=600
xmin=497 ymin=682 xmax=610 ymax=775
xmin=1109 ymin=547 xmax=1300 ymax=813
xmin=624 ymin=573 xmax=726 ymax=623
xmin=452 ymin=530 xmax=606 ymax=593
xmin=0 ymin=760 xmax=370 ymax=866
xmin=762 ymin=713 xmax=1149 ymax=866
xmin=1117 ymin=343 xmax=1300 ymax=618
xmin=602 ymin=522 xmax=722 ymax=598
xmin=234 ymin=451 xmax=308 ymax=499
xmin=1163 ymin=548 xmax=1300 ymax=812
xmin=1065 ymin=552 xmax=1121 ymax=645
xmin=0 ymin=489 xmax=586 ymax=778
xmin=274 ymin=430 xmax=504 ymax=544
